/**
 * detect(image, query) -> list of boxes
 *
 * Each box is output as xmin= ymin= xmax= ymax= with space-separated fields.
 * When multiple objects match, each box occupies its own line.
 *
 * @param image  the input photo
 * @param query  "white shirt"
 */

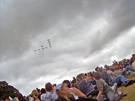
xmin=43 ymin=84 xmax=61 ymax=101
xmin=40 ymin=93 xmax=46 ymax=101
xmin=69 ymin=88 xmax=78 ymax=100
xmin=29 ymin=97 xmax=33 ymax=101
xmin=44 ymin=91 xmax=57 ymax=101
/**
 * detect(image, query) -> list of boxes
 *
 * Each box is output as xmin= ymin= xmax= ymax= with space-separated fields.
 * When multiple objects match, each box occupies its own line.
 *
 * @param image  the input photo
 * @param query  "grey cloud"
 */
xmin=1 ymin=0 xmax=135 ymax=96
xmin=87 ymin=1 xmax=135 ymax=55
xmin=0 ymin=0 xmax=122 ymax=59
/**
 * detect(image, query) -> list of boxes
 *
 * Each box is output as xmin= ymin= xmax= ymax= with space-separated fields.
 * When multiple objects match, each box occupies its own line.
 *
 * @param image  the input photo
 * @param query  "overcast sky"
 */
xmin=0 ymin=0 xmax=135 ymax=96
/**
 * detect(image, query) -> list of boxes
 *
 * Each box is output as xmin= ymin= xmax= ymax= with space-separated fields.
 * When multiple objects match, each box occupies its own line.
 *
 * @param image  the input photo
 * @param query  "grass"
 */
xmin=93 ymin=75 xmax=135 ymax=100
xmin=118 ymin=75 xmax=135 ymax=101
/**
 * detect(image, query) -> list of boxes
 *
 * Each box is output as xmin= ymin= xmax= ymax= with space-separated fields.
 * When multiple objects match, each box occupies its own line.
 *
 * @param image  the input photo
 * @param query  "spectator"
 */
xmin=44 ymin=82 xmax=61 ymax=101
xmin=71 ymin=77 xmax=76 ymax=87
xmin=60 ymin=82 xmax=97 ymax=101
xmin=93 ymin=72 xmax=123 ymax=101
xmin=36 ymin=88 xmax=41 ymax=101
xmin=23 ymin=96 xmax=27 ymax=101
xmin=28 ymin=94 xmax=33 ymax=101
xmin=76 ymin=74 xmax=99 ymax=97
xmin=31 ymin=89 xmax=40 ymax=101
xmin=56 ymin=89 xmax=75 ymax=101
xmin=71 ymin=77 xmax=76 ymax=84
xmin=129 ymin=57 xmax=134 ymax=67
xmin=14 ymin=97 xmax=19 ymax=101
xmin=52 ymin=84 xmax=56 ymax=87
xmin=106 ymin=66 xmax=133 ymax=87
xmin=40 ymin=88 xmax=46 ymax=101
xmin=98 ymin=67 xmax=110 ymax=85
xmin=132 ymin=54 xmax=135 ymax=71
xmin=18 ymin=93 xmax=25 ymax=101
xmin=113 ymin=66 xmax=123 ymax=77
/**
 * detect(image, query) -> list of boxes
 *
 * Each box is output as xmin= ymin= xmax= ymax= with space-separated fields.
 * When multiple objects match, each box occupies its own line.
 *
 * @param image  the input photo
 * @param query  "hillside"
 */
xmin=0 ymin=75 xmax=135 ymax=100
xmin=119 ymin=75 xmax=135 ymax=101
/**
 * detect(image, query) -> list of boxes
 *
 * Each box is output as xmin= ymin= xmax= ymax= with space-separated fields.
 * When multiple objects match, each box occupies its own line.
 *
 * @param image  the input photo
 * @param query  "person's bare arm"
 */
xmin=129 ymin=64 xmax=132 ymax=67
xmin=96 ymin=91 xmax=103 ymax=99
xmin=111 ymin=72 xmax=115 ymax=76
xmin=69 ymin=87 xmax=86 ymax=98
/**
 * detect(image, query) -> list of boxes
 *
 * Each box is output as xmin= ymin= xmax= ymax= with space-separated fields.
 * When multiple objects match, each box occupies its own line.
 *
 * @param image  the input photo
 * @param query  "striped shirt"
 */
xmin=77 ymin=79 xmax=94 ymax=96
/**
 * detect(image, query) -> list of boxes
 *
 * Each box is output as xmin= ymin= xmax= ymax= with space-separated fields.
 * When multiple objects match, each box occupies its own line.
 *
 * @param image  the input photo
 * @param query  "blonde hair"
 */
xmin=31 ymin=90 xmax=40 ymax=101
xmin=14 ymin=97 xmax=19 ymax=101
xmin=56 ymin=89 xmax=72 ymax=101
xmin=61 ymin=83 xmax=68 ymax=91
xmin=31 ymin=90 xmax=38 ymax=96
xmin=76 ymin=74 xmax=84 ymax=85
xmin=57 ymin=83 xmax=74 ymax=101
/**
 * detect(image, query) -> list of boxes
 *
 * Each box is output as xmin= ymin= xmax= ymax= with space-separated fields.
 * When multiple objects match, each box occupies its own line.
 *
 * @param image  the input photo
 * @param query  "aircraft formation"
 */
xmin=34 ymin=39 xmax=51 ymax=52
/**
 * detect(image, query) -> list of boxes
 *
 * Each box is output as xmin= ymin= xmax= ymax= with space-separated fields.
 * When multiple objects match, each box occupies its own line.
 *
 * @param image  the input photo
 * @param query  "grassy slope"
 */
xmin=118 ymin=75 xmax=135 ymax=101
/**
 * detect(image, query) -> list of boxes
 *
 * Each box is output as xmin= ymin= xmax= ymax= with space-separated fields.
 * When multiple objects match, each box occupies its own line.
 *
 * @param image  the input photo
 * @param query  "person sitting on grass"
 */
xmin=30 ymin=89 xmax=40 ymax=101
xmin=97 ymin=67 xmax=110 ymax=85
xmin=44 ymin=82 xmax=61 ymax=101
xmin=132 ymin=54 xmax=135 ymax=71
xmin=40 ymin=88 xmax=46 ymax=101
xmin=106 ymin=66 xmax=133 ymax=87
xmin=59 ymin=82 xmax=97 ymax=101
xmin=93 ymin=72 xmax=124 ymax=101
xmin=76 ymin=73 xmax=99 ymax=97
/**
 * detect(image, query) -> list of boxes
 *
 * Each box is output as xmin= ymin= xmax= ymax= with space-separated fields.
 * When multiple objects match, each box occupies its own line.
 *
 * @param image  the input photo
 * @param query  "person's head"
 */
xmin=132 ymin=54 xmax=135 ymax=57
xmin=41 ymin=88 xmax=46 ymax=94
xmin=113 ymin=60 xmax=118 ymax=65
xmin=36 ymin=88 xmax=41 ymax=94
xmin=52 ymin=84 xmax=56 ymax=87
xmin=28 ymin=94 xmax=32 ymax=97
xmin=93 ymin=72 xmax=102 ymax=81
xmin=105 ymin=66 xmax=110 ymax=70
xmin=23 ymin=96 xmax=26 ymax=99
xmin=61 ymin=83 xmax=69 ymax=92
xmin=90 ymin=72 xmax=93 ymax=77
xmin=73 ymin=77 xmax=76 ymax=80
xmin=104 ymin=65 xmax=107 ymax=67
xmin=56 ymin=89 xmax=73 ymax=101
xmin=31 ymin=89 xmax=39 ymax=97
xmin=87 ymin=72 xmax=93 ymax=77
xmin=31 ymin=90 xmax=40 ymax=101
xmin=81 ymin=73 xmax=85 ymax=77
xmin=62 ymin=80 xmax=71 ymax=88
xmin=14 ymin=97 xmax=19 ymax=101
xmin=45 ymin=82 xmax=53 ymax=92
xmin=98 ymin=67 xmax=103 ymax=72
xmin=95 ymin=66 xmax=99 ymax=71
xmin=120 ymin=66 xmax=124 ymax=70
xmin=102 ymin=68 xmax=106 ymax=72
xmin=132 ymin=54 xmax=135 ymax=60
xmin=110 ymin=67 xmax=114 ymax=72
xmin=76 ymin=74 xmax=84 ymax=85
xmin=113 ymin=65 xmax=118 ymax=70
xmin=129 ymin=57 xmax=133 ymax=64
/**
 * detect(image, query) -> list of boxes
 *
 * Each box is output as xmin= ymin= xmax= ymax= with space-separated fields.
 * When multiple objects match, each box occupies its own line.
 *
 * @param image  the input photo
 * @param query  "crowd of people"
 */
xmin=7 ymin=54 xmax=135 ymax=101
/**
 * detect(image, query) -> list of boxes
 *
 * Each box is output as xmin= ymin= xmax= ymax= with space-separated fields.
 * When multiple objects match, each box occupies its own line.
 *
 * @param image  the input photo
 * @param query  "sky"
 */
xmin=0 ymin=0 xmax=135 ymax=96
